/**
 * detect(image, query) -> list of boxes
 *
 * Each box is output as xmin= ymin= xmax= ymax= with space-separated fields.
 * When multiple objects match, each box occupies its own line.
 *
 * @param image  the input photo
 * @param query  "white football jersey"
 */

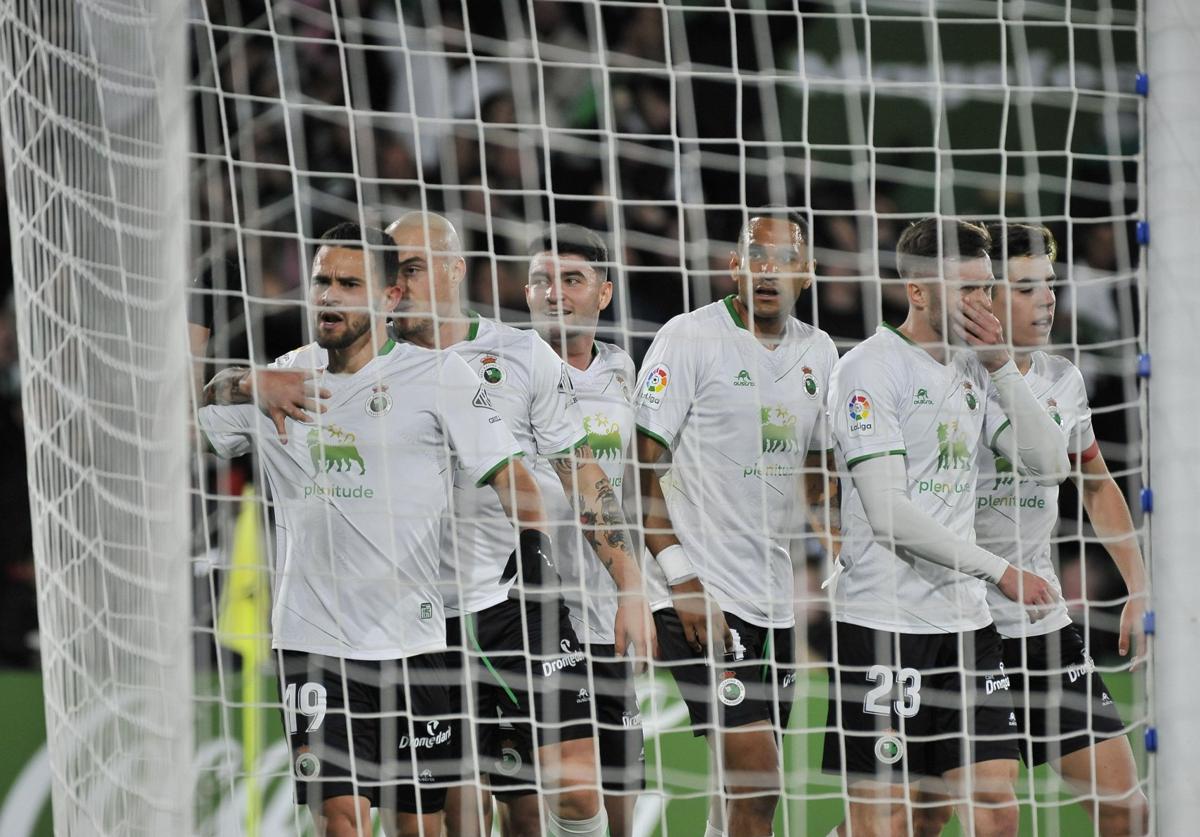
xmin=634 ymin=297 xmax=837 ymax=629
xmin=534 ymin=340 xmax=637 ymax=645
xmin=441 ymin=315 xmax=587 ymax=614
xmin=199 ymin=340 xmax=522 ymax=660
xmin=976 ymin=351 xmax=1094 ymax=638
xmin=831 ymin=324 xmax=1005 ymax=634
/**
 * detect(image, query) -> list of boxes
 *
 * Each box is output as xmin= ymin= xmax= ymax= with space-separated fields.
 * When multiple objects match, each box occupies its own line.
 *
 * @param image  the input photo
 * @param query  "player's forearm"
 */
xmin=490 ymin=459 xmax=549 ymax=533
xmin=989 ymin=360 xmax=1070 ymax=483
xmin=854 ymin=455 xmax=1010 ymax=583
xmin=202 ymin=366 xmax=252 ymax=406
xmin=566 ymin=458 xmax=643 ymax=593
xmin=1082 ymin=476 xmax=1147 ymax=595
xmin=805 ymin=452 xmax=841 ymax=552
xmin=635 ymin=434 xmax=682 ymax=556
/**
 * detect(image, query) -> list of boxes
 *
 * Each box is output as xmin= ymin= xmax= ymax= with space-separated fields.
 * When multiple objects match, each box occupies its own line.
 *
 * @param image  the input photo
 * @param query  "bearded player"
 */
xmin=199 ymin=223 xmax=542 ymax=837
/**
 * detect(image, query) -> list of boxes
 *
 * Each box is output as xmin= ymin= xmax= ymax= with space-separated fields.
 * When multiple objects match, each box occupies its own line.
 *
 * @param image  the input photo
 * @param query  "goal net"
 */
xmin=0 ymin=0 xmax=1152 ymax=834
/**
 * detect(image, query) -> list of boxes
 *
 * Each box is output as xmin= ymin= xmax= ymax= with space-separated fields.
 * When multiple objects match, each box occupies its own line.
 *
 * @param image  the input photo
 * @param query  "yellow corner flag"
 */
xmin=216 ymin=484 xmax=268 ymax=837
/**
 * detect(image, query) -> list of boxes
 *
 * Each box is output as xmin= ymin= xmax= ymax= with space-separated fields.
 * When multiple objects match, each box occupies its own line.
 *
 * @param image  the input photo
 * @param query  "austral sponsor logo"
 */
xmin=542 ymin=638 xmax=586 ymax=677
xmin=913 ymin=387 xmax=934 ymax=406
xmin=733 ymin=369 xmax=755 ymax=387
xmin=399 ymin=719 xmax=454 ymax=750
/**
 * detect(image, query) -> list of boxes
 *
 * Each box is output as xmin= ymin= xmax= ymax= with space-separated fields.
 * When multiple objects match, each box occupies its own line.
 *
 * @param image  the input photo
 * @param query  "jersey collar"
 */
xmin=723 ymin=294 xmax=748 ymax=330
xmin=880 ymin=322 xmax=916 ymax=346
xmin=466 ymin=310 xmax=481 ymax=341
xmin=379 ymin=338 xmax=396 ymax=355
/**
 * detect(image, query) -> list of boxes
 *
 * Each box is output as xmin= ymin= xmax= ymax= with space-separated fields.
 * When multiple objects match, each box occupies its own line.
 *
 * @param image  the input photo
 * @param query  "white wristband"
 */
xmin=656 ymin=544 xmax=697 ymax=586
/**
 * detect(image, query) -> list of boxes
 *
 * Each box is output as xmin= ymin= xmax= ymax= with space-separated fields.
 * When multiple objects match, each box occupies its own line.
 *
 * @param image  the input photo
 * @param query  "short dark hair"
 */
xmin=737 ymin=207 xmax=810 ymax=251
xmin=896 ymin=218 xmax=991 ymax=280
xmin=319 ymin=222 xmax=400 ymax=286
xmin=985 ymin=222 xmax=1058 ymax=263
xmin=528 ymin=224 xmax=610 ymax=281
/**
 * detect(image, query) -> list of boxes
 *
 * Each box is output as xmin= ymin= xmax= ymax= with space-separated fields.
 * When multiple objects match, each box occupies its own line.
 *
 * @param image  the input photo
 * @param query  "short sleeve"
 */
xmin=830 ymin=349 xmax=906 ymax=467
xmin=1065 ymin=363 xmax=1097 ymax=459
xmin=634 ymin=317 xmax=699 ymax=450
xmin=198 ymin=404 xmax=256 ymax=459
xmin=527 ymin=337 xmax=587 ymax=456
xmin=807 ymin=336 xmax=838 ymax=453
xmin=437 ymin=353 xmax=525 ymax=486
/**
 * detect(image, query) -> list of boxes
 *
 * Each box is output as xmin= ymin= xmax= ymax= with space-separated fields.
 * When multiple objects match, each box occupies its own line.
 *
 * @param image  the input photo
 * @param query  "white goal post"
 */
xmin=1147 ymin=0 xmax=1200 ymax=832
xmin=0 ymin=0 xmax=193 ymax=834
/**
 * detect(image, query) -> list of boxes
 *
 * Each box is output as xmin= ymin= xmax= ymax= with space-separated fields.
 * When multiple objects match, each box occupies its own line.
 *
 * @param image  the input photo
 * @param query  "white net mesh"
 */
xmin=0 ymin=0 xmax=192 ymax=834
xmin=0 ymin=0 xmax=1153 ymax=834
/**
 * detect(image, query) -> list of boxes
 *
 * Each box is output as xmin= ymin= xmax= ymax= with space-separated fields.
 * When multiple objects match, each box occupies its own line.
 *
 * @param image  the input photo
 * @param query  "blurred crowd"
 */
xmin=0 ymin=0 xmax=1143 ymax=669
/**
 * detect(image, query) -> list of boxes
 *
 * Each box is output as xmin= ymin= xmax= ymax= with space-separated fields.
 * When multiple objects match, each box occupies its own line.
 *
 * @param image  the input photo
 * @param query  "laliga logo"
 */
xmin=847 ymin=391 xmax=874 ymax=435
xmin=640 ymin=364 xmax=670 ymax=411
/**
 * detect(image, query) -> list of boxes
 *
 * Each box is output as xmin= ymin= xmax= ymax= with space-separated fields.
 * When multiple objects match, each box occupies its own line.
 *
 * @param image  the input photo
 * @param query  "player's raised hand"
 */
xmin=613 ymin=591 xmax=658 ymax=673
xmin=953 ymin=296 xmax=1011 ymax=372
xmin=670 ymin=577 xmax=734 ymax=659
xmin=997 ymin=565 xmax=1060 ymax=622
xmin=249 ymin=369 xmax=331 ymax=443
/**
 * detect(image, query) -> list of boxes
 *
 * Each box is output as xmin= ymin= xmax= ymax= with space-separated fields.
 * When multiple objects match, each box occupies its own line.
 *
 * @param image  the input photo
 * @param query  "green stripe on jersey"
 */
xmin=475 ymin=452 xmax=524 ymax=487
xmin=723 ymin=294 xmax=748 ymax=330
xmin=989 ymin=418 xmax=1012 ymax=454
xmin=846 ymin=449 xmax=906 ymax=468
xmin=636 ymin=424 xmax=671 ymax=451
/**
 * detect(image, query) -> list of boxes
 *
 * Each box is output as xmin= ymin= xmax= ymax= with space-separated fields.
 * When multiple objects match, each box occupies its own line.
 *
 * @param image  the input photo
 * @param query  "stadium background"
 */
xmin=0 ymin=1 xmax=1143 ymax=834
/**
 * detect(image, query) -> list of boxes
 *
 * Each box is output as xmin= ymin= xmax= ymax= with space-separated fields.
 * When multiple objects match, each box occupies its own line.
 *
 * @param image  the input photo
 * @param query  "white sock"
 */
xmin=547 ymin=807 xmax=609 ymax=837
xmin=704 ymin=822 xmax=726 ymax=837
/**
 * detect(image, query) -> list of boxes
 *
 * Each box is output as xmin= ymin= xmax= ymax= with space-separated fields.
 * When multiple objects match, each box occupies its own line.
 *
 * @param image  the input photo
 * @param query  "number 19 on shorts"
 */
xmin=283 ymin=681 xmax=328 ymax=733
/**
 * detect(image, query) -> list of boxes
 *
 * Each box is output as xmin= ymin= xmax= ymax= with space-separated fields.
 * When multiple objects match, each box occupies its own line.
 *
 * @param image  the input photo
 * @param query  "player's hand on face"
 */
xmin=613 ymin=591 xmax=658 ymax=673
xmin=669 ymin=577 xmax=734 ymax=659
xmin=953 ymin=296 xmax=1011 ymax=372
xmin=1118 ymin=594 xmax=1147 ymax=671
xmin=251 ymin=369 xmax=331 ymax=443
xmin=997 ymin=566 xmax=1060 ymax=622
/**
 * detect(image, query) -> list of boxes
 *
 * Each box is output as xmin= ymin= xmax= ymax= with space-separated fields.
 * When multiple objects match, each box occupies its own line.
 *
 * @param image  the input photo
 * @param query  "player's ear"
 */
xmin=906 ymin=280 xmax=926 ymax=309
xmin=381 ymin=279 xmax=403 ymax=313
xmin=597 ymin=279 xmax=613 ymax=311
xmin=800 ymin=260 xmax=815 ymax=291
xmin=450 ymin=255 xmax=466 ymax=287
xmin=728 ymin=248 xmax=740 ymax=277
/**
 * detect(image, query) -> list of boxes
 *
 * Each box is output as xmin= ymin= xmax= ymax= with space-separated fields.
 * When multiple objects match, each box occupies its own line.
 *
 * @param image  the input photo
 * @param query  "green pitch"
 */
xmin=1 ymin=665 xmax=1145 ymax=835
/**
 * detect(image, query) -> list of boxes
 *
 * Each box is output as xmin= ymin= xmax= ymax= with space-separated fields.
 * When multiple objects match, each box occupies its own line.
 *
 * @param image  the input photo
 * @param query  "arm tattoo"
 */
xmin=202 ymin=367 xmax=251 ymax=406
xmin=595 ymin=478 xmax=629 ymax=551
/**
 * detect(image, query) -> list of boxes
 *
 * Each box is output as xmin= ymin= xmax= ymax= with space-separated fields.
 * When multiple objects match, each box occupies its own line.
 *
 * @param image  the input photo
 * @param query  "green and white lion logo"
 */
xmin=583 ymin=414 xmax=622 ymax=460
xmin=306 ymin=426 xmax=366 ymax=475
xmin=760 ymin=406 xmax=799 ymax=453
